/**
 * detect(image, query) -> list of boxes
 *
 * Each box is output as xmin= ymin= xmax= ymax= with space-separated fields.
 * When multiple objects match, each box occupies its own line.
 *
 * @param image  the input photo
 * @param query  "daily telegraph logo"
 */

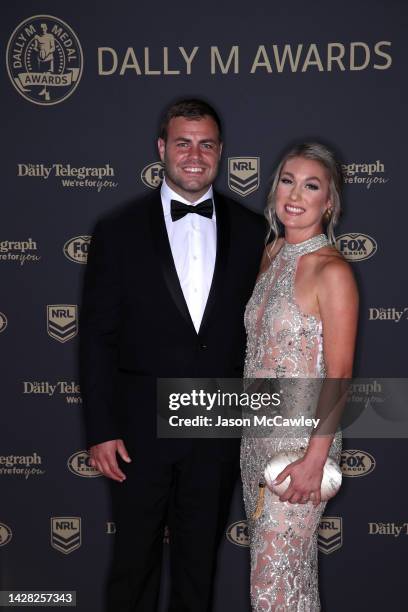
xmin=340 ymin=449 xmax=376 ymax=477
xmin=336 ymin=233 xmax=377 ymax=262
xmin=63 ymin=236 xmax=91 ymax=264
xmin=226 ymin=520 xmax=249 ymax=547
xmin=0 ymin=239 xmax=41 ymax=265
xmin=0 ymin=313 xmax=8 ymax=333
xmin=7 ymin=15 xmax=83 ymax=105
xmin=141 ymin=161 xmax=165 ymax=189
xmin=106 ymin=522 xmax=116 ymax=534
xmin=104 ymin=521 xmax=168 ymax=541
xmin=17 ymin=164 xmax=117 ymax=191
xmin=318 ymin=517 xmax=342 ymax=554
xmin=0 ymin=453 xmax=45 ymax=479
xmin=51 ymin=517 xmax=81 ymax=554
xmin=368 ymin=522 xmax=408 ymax=537
xmin=348 ymin=380 xmax=385 ymax=412
xmin=22 ymin=381 xmax=81 ymax=405
xmin=369 ymin=307 xmax=408 ymax=322
xmin=348 ymin=380 xmax=382 ymax=401
xmin=228 ymin=157 xmax=260 ymax=197
xmin=342 ymin=161 xmax=388 ymax=189
xmin=47 ymin=305 xmax=78 ymax=343
xmin=0 ymin=523 xmax=12 ymax=547
xmin=68 ymin=451 xmax=101 ymax=478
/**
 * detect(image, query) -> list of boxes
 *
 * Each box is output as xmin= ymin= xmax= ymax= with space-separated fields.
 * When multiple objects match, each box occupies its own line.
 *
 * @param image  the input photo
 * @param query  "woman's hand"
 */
xmin=273 ymin=456 xmax=324 ymax=507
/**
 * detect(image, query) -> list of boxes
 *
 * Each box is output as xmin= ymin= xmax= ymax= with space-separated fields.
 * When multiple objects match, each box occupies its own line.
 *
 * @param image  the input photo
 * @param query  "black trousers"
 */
xmin=106 ymin=442 xmax=239 ymax=612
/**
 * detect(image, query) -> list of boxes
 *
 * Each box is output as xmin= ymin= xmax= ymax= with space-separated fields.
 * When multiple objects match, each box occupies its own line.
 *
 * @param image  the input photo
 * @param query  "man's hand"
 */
xmin=89 ymin=439 xmax=131 ymax=482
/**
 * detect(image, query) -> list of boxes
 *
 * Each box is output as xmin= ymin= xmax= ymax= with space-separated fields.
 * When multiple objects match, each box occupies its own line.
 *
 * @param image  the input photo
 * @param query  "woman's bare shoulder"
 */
xmin=301 ymin=245 xmax=356 ymax=292
xmin=305 ymin=244 xmax=345 ymax=270
xmin=315 ymin=247 xmax=357 ymax=294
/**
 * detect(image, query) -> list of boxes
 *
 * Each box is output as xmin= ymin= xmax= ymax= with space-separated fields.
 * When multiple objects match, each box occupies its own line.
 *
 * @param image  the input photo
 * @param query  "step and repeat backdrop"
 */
xmin=1 ymin=1 xmax=407 ymax=610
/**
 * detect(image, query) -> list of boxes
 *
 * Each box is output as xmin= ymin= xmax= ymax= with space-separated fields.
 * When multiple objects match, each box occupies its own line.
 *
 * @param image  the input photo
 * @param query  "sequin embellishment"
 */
xmin=241 ymin=234 xmax=342 ymax=611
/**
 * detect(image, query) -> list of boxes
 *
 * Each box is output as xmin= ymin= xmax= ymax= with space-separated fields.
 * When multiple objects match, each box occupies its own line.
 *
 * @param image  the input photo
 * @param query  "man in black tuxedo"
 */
xmin=80 ymin=99 xmax=265 ymax=611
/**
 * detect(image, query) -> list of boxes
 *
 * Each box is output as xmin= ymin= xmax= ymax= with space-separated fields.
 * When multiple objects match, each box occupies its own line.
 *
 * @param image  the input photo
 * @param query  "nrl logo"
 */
xmin=318 ymin=516 xmax=343 ymax=554
xmin=228 ymin=157 xmax=260 ymax=197
xmin=47 ymin=305 xmax=78 ymax=343
xmin=51 ymin=517 xmax=81 ymax=554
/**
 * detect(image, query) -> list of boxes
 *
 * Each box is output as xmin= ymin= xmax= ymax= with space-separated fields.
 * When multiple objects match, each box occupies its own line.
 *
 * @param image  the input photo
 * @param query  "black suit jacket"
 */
xmin=80 ymin=190 xmax=265 ymax=455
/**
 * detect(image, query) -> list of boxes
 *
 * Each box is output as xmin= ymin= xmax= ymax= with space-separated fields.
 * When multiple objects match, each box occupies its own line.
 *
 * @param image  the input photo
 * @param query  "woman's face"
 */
xmin=275 ymin=156 xmax=332 ymax=237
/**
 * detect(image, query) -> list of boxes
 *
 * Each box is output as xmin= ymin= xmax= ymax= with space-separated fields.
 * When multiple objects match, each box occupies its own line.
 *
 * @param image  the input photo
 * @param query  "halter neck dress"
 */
xmin=241 ymin=234 xmax=342 ymax=612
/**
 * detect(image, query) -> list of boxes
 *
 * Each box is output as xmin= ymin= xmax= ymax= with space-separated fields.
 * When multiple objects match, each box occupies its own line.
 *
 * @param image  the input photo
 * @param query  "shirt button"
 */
xmin=200 ymin=343 xmax=208 ymax=350
xmin=193 ymin=255 xmax=198 ymax=260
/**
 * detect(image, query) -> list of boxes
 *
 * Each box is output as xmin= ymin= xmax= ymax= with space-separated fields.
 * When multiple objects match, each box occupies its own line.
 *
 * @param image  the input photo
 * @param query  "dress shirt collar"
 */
xmin=161 ymin=178 xmax=214 ymax=219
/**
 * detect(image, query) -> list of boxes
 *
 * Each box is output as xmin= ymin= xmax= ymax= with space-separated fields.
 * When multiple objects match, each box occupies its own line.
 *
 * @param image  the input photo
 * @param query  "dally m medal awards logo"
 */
xmin=318 ymin=517 xmax=343 ymax=554
xmin=47 ymin=305 xmax=78 ymax=343
xmin=228 ymin=157 xmax=260 ymax=197
xmin=7 ymin=15 xmax=83 ymax=105
xmin=51 ymin=517 xmax=81 ymax=554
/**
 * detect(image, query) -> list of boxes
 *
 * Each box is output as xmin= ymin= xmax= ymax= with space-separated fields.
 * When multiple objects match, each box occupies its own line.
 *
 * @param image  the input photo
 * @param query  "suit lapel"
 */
xmin=149 ymin=194 xmax=196 ymax=332
xmin=199 ymin=192 xmax=230 ymax=335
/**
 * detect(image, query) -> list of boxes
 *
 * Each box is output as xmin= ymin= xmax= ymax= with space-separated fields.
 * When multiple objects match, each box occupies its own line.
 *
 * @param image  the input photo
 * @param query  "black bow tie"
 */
xmin=170 ymin=198 xmax=213 ymax=222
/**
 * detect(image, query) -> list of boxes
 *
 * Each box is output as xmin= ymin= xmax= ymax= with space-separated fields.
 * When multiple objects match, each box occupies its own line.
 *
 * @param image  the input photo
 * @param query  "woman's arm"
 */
xmin=275 ymin=256 xmax=359 ymax=505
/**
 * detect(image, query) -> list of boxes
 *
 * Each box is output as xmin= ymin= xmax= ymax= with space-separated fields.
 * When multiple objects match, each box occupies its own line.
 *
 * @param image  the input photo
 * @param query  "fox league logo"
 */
xmin=63 ymin=236 xmax=91 ymax=264
xmin=226 ymin=520 xmax=249 ymax=547
xmin=51 ymin=517 xmax=81 ymax=554
xmin=228 ymin=157 xmax=260 ymax=197
xmin=7 ymin=15 xmax=83 ymax=105
xmin=341 ymin=449 xmax=376 ymax=477
xmin=47 ymin=305 xmax=78 ymax=343
xmin=0 ymin=313 xmax=8 ymax=333
xmin=141 ymin=161 xmax=165 ymax=188
xmin=68 ymin=451 xmax=101 ymax=478
xmin=336 ymin=233 xmax=377 ymax=262
xmin=0 ymin=523 xmax=13 ymax=547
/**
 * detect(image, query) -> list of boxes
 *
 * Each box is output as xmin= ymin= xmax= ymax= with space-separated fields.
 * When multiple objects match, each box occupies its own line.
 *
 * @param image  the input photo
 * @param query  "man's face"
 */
xmin=158 ymin=116 xmax=222 ymax=202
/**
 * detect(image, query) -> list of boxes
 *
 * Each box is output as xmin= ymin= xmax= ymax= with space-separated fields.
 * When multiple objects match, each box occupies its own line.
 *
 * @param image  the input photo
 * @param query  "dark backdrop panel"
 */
xmin=1 ymin=1 xmax=407 ymax=611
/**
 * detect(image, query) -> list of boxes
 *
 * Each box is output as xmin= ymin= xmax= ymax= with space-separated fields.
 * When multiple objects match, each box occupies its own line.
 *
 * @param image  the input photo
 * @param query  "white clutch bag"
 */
xmin=264 ymin=451 xmax=342 ymax=502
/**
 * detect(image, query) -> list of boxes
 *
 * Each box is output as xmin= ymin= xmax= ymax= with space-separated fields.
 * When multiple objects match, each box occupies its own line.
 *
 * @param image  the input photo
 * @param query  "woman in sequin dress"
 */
xmin=241 ymin=143 xmax=358 ymax=611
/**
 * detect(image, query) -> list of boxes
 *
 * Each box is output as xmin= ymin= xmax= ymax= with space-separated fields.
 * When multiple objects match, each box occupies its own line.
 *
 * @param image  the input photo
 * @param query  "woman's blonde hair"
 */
xmin=265 ymin=142 xmax=342 ymax=248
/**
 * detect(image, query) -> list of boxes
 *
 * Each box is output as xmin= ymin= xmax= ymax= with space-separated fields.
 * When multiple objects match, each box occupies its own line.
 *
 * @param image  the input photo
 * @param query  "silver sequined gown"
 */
xmin=241 ymin=234 xmax=342 ymax=612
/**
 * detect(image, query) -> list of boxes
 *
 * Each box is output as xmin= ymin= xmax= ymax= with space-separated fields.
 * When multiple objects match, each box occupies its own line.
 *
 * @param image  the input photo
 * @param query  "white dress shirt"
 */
xmin=161 ymin=179 xmax=217 ymax=333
